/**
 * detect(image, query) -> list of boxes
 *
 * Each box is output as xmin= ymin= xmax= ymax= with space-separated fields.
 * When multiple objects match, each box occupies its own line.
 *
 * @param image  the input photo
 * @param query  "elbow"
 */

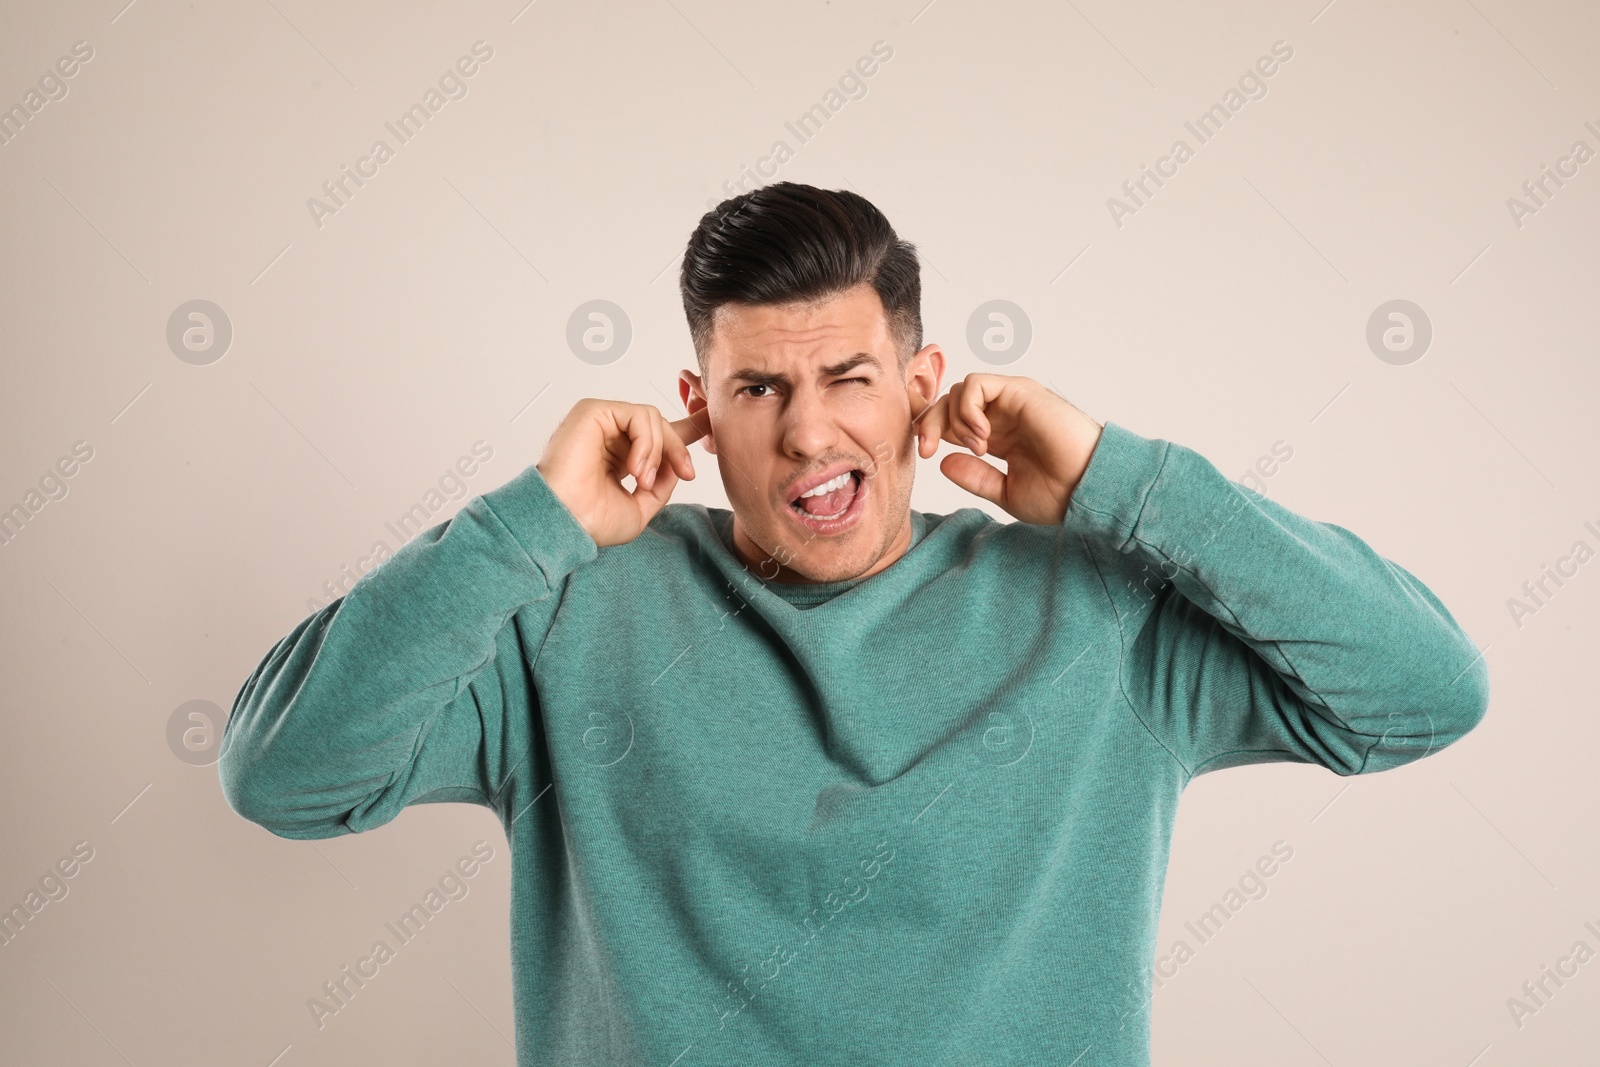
xmin=1381 ymin=558 xmax=1491 ymax=749
xmin=220 ymin=775 xmax=350 ymax=841
xmin=217 ymin=738 xmax=291 ymax=837
xmin=219 ymin=620 xmax=360 ymax=840
xmin=216 ymin=716 xmax=259 ymax=822
xmin=1425 ymin=618 xmax=1492 ymax=751
xmin=217 ymin=728 xmax=346 ymax=841
xmin=1388 ymin=597 xmax=1492 ymax=762
xmin=1382 ymin=652 xmax=1490 ymax=769
xmin=1437 ymin=592 xmax=1495 ymax=746
xmin=1435 ymin=644 xmax=1491 ymax=748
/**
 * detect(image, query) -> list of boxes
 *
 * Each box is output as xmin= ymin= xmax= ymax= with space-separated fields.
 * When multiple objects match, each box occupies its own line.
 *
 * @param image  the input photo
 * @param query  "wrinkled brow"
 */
xmin=727 ymin=352 xmax=881 ymax=387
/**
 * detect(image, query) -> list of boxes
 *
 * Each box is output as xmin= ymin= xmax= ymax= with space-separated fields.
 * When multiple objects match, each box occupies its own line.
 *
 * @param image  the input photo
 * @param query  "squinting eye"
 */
xmin=838 ymin=377 xmax=870 ymax=386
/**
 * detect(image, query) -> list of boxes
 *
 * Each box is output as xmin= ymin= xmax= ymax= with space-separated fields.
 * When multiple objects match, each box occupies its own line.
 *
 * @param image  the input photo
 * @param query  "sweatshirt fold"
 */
xmin=220 ymin=425 xmax=1487 ymax=1064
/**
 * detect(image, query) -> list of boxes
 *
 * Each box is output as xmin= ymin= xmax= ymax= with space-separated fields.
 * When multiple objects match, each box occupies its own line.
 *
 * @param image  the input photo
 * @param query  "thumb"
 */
xmin=630 ymin=462 xmax=680 ymax=522
xmin=940 ymin=452 xmax=1006 ymax=506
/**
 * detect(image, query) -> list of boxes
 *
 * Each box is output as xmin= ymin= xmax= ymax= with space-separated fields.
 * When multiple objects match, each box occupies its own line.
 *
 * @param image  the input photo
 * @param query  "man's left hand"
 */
xmin=914 ymin=373 xmax=1104 ymax=525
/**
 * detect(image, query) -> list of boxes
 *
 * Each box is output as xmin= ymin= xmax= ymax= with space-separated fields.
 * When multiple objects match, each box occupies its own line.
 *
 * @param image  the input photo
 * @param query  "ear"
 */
xmin=679 ymin=369 xmax=717 ymax=455
xmin=905 ymin=343 xmax=945 ymax=418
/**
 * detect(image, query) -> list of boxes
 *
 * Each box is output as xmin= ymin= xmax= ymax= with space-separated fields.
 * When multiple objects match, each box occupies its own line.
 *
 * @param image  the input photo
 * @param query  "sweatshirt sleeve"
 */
xmin=1064 ymin=421 xmax=1490 ymax=781
xmin=218 ymin=463 xmax=598 ymax=839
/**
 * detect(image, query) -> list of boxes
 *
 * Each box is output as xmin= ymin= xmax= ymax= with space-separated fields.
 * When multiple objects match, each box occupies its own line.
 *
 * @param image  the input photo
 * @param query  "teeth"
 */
xmin=799 ymin=471 xmax=853 ymax=499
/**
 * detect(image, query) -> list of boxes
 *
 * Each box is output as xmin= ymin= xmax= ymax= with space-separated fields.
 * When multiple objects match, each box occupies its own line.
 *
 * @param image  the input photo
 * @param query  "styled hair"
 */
xmin=680 ymin=182 xmax=922 ymax=376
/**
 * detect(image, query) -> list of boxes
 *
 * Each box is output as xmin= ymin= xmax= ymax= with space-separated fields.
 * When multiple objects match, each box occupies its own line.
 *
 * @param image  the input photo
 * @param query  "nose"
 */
xmin=780 ymin=385 xmax=840 ymax=461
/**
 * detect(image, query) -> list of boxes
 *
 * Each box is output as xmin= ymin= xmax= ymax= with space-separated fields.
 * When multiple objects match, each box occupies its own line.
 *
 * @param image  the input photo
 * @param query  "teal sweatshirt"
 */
xmin=220 ymin=421 xmax=1489 ymax=1066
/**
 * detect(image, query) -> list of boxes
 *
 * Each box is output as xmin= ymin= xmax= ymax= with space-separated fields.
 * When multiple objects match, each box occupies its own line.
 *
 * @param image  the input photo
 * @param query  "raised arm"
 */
xmin=1065 ymin=421 xmax=1490 ymax=780
xmin=219 ymin=399 xmax=704 ymax=839
xmin=914 ymin=373 xmax=1489 ymax=782
xmin=218 ymin=463 xmax=598 ymax=838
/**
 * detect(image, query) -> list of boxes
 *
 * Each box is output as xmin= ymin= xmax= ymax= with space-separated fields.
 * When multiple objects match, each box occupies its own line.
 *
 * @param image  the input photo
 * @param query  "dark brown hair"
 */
xmin=680 ymin=182 xmax=922 ymax=375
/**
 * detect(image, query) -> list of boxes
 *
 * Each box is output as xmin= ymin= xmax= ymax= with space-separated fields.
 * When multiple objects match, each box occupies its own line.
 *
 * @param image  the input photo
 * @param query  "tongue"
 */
xmin=798 ymin=475 xmax=856 ymax=516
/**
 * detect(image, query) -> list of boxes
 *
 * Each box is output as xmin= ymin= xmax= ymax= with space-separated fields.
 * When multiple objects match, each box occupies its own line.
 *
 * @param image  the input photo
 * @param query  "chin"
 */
xmin=789 ymin=516 xmax=896 ymax=583
xmin=734 ymin=472 xmax=905 ymax=583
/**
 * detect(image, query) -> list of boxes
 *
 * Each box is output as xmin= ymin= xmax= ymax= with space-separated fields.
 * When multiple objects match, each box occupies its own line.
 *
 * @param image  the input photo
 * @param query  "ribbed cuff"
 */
xmin=1060 ymin=421 xmax=1171 ymax=551
xmin=478 ymin=463 xmax=598 ymax=590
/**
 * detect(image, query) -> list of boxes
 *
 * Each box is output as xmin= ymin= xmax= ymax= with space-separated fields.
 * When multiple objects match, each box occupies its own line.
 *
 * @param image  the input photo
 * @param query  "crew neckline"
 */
xmin=711 ymin=509 xmax=927 ymax=609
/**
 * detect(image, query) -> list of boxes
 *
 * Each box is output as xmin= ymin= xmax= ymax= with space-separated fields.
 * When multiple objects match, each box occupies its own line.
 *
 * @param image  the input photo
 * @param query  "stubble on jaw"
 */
xmin=737 ymin=426 xmax=918 ymax=584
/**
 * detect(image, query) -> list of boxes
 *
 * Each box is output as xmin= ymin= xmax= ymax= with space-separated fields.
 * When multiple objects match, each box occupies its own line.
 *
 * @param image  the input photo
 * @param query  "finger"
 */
xmin=909 ymin=386 xmax=940 ymax=428
xmin=601 ymin=419 xmax=634 ymax=477
xmin=621 ymin=406 xmax=653 ymax=487
xmin=670 ymin=408 xmax=710 ymax=448
xmin=659 ymin=408 xmax=696 ymax=480
xmin=940 ymin=451 xmax=1007 ymax=506
xmin=642 ymin=407 xmax=662 ymax=490
xmin=918 ymin=393 xmax=955 ymax=458
xmin=951 ymin=381 xmax=994 ymax=455
xmin=631 ymin=456 xmax=680 ymax=519
xmin=958 ymin=376 xmax=993 ymax=447
xmin=911 ymin=396 xmax=931 ymax=456
xmin=943 ymin=381 xmax=979 ymax=451
xmin=597 ymin=409 xmax=631 ymax=478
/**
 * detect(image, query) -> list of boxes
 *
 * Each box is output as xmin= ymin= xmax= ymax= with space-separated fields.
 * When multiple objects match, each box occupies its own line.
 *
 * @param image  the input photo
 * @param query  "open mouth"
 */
xmin=787 ymin=469 xmax=865 ymax=533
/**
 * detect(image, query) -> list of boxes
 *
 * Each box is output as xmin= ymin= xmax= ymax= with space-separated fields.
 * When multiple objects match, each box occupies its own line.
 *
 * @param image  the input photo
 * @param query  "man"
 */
xmin=220 ymin=182 xmax=1489 ymax=1065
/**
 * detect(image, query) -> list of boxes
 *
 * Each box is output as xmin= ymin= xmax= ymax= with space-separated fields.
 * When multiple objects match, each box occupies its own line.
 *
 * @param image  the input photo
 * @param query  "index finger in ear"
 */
xmin=658 ymin=409 xmax=697 ymax=480
xmin=669 ymin=409 xmax=710 ymax=447
xmin=913 ymin=393 xmax=948 ymax=458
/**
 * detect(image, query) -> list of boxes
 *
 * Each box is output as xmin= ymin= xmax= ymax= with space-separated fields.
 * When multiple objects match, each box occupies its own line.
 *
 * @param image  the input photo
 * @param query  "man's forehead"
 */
xmin=707 ymin=287 xmax=889 ymax=373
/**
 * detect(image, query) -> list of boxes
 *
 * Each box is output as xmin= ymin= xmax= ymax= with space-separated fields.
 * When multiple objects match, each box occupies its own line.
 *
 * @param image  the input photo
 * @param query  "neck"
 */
xmin=730 ymin=511 xmax=914 ymax=584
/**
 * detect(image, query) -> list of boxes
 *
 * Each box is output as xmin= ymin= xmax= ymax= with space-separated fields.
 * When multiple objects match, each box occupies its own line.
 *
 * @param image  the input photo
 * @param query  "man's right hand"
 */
xmin=535 ymin=399 xmax=710 ymax=547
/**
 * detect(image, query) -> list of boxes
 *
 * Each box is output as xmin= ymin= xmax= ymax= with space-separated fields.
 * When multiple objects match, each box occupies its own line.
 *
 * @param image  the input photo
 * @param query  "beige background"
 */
xmin=2 ymin=0 xmax=1596 ymax=1063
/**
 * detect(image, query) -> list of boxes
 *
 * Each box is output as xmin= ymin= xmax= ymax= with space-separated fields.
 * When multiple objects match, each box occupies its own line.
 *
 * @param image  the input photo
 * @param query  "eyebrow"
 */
xmin=727 ymin=352 xmax=882 ymax=388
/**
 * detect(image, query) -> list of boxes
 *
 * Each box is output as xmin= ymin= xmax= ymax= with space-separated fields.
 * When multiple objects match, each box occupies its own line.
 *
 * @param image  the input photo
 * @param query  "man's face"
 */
xmin=679 ymin=282 xmax=944 ymax=584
